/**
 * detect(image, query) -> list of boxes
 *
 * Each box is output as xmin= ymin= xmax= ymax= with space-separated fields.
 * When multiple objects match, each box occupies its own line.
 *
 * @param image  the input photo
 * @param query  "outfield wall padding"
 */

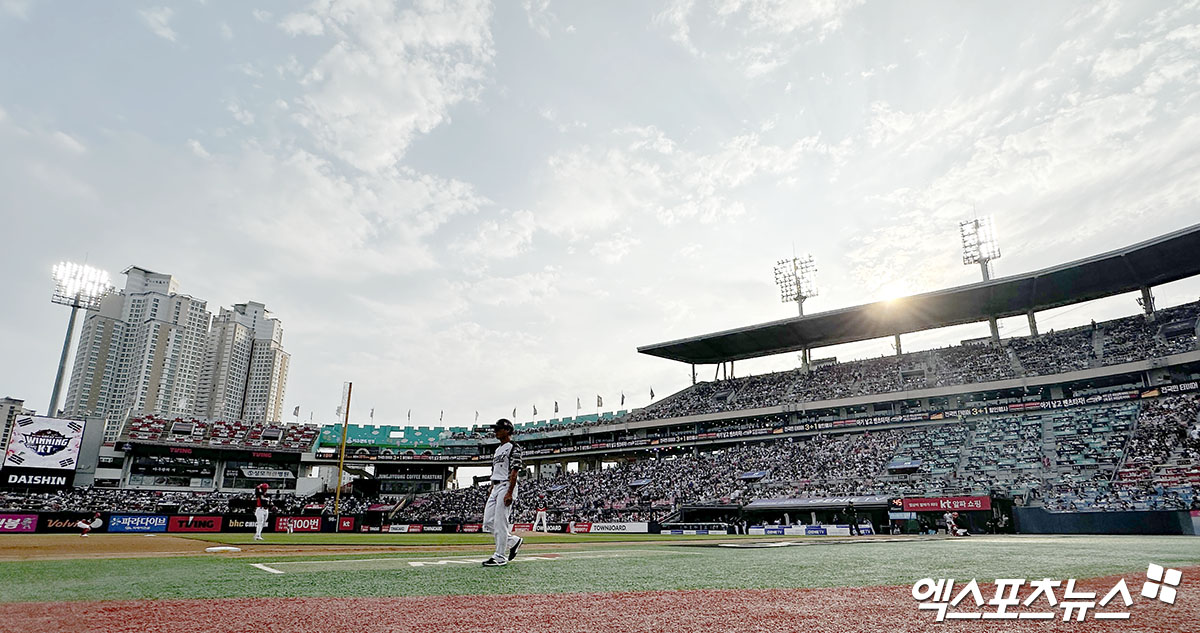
xmin=1013 ymin=507 xmax=1195 ymax=535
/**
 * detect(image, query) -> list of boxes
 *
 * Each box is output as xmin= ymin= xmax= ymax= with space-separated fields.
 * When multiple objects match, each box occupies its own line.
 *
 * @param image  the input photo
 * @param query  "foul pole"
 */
xmin=333 ymin=382 xmax=353 ymax=526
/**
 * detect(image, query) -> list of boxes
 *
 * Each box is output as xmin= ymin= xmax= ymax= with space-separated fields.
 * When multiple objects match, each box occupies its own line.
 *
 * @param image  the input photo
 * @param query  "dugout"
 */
xmin=743 ymin=495 xmax=890 ymax=530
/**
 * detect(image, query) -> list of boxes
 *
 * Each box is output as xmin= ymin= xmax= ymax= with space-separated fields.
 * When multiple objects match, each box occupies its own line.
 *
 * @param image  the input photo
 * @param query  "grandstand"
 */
xmin=7 ymin=224 xmax=1200 ymax=535
xmin=120 ymin=415 xmax=320 ymax=452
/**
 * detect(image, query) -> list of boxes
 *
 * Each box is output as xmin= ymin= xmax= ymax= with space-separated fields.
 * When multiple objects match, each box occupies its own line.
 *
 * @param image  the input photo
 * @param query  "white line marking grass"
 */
xmin=250 ymin=563 xmax=285 ymax=574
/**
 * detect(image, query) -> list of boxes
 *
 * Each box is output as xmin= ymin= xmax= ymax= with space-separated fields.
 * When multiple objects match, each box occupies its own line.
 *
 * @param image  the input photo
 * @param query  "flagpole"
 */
xmin=334 ymin=382 xmax=353 ymax=527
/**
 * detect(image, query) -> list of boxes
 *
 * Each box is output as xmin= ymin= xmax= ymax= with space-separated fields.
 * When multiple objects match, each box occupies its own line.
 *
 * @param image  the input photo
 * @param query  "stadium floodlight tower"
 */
xmin=775 ymin=254 xmax=818 ymax=370
xmin=960 ymin=217 xmax=1002 ymax=342
xmin=48 ymin=262 xmax=115 ymax=417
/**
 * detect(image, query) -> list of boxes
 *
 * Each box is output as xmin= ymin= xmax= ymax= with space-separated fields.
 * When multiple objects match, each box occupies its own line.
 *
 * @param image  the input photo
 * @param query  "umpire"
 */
xmin=843 ymin=501 xmax=862 ymax=536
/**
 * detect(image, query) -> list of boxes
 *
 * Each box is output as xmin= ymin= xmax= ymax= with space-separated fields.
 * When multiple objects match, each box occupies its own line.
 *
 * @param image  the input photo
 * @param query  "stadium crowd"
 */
xmin=0 ymin=487 xmax=372 ymax=516
xmin=581 ymin=302 xmax=1198 ymax=428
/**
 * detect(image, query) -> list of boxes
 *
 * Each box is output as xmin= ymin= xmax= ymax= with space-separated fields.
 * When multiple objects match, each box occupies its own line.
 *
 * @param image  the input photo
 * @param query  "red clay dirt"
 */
xmin=2 ymin=565 xmax=1196 ymax=633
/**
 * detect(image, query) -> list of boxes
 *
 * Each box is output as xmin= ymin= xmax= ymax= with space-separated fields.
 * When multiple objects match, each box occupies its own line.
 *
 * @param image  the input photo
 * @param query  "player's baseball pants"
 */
xmin=254 ymin=508 xmax=269 ymax=536
xmin=532 ymin=511 xmax=548 ymax=532
xmin=482 ymin=480 xmax=520 ymax=562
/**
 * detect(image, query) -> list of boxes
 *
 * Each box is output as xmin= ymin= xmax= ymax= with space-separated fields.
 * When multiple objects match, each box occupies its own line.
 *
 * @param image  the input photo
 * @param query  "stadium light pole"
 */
xmin=775 ymin=254 xmax=818 ymax=370
xmin=48 ymin=262 xmax=115 ymax=417
xmin=960 ymin=217 xmax=1002 ymax=342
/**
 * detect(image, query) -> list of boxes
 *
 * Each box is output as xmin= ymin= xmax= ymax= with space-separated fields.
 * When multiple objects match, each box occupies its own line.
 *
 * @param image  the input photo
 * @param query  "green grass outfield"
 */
xmin=1 ymin=535 xmax=1198 ymax=603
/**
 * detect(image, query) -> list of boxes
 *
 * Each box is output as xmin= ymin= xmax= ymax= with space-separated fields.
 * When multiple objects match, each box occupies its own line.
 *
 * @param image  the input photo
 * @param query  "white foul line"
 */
xmin=247 ymin=548 xmax=696 ymax=574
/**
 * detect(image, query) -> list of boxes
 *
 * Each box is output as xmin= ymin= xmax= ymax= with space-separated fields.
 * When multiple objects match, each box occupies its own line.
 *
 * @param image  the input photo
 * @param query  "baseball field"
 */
xmin=0 ymin=533 xmax=1197 ymax=632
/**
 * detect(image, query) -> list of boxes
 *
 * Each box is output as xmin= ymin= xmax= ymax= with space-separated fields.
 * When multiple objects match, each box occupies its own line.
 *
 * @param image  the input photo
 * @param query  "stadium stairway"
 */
xmin=1005 ymin=345 xmax=1025 ymax=377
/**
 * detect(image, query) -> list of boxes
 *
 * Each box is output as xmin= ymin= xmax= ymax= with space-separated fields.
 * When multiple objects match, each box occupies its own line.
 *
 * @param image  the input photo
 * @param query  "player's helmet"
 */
xmin=257 ymin=483 xmax=269 ymax=491
xmin=952 ymin=512 xmax=959 ymax=517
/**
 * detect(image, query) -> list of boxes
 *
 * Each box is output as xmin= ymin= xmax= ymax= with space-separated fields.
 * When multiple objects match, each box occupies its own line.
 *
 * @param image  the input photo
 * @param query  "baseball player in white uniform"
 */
xmin=482 ymin=419 xmax=523 ymax=567
xmin=532 ymin=497 xmax=549 ymax=533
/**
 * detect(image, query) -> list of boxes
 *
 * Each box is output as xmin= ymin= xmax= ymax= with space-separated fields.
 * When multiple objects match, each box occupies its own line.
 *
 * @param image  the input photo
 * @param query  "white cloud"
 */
xmin=534 ymin=126 xmax=827 ymax=237
xmin=219 ymin=22 xmax=233 ymax=40
xmin=462 ymin=268 xmax=560 ymax=306
xmin=234 ymin=62 xmax=262 ymax=78
xmin=654 ymin=0 xmax=699 ymax=55
xmin=451 ymin=209 xmax=537 ymax=261
xmin=1 ymin=0 xmax=39 ymax=18
xmin=138 ymin=6 xmax=176 ymax=42
xmin=51 ymin=130 xmax=85 ymax=154
xmin=715 ymin=0 xmax=864 ymax=36
xmin=1 ymin=0 xmax=38 ymax=18
xmin=279 ymin=12 xmax=323 ymax=36
xmin=1092 ymin=43 xmax=1154 ymax=80
xmin=285 ymin=0 xmax=495 ymax=172
xmin=251 ymin=8 xmax=271 ymax=22
xmin=226 ymin=101 xmax=254 ymax=125
xmin=590 ymin=230 xmax=640 ymax=264
xmin=186 ymin=139 xmax=210 ymax=158
xmin=522 ymin=0 xmax=554 ymax=38
xmin=659 ymin=0 xmax=864 ymax=74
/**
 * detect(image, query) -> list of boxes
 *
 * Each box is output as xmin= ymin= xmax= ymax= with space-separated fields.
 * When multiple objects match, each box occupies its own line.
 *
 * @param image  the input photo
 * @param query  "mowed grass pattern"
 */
xmin=1 ymin=535 xmax=1198 ymax=603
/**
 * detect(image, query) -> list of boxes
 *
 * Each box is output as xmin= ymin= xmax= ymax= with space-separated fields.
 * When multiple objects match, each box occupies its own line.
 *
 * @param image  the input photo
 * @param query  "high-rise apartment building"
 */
xmin=65 ymin=267 xmax=213 ymax=442
xmin=0 ymin=396 xmax=34 ymax=453
xmin=64 ymin=268 xmax=292 ymax=440
xmin=197 ymin=301 xmax=290 ymax=423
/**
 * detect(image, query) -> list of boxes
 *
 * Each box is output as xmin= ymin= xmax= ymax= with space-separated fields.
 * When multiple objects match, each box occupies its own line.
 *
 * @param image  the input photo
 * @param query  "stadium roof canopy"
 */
xmin=638 ymin=223 xmax=1200 ymax=365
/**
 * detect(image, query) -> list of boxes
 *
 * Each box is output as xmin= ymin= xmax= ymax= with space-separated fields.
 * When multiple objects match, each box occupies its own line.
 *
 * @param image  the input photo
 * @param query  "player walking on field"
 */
xmin=482 ymin=418 xmax=523 ymax=567
xmin=254 ymin=483 xmax=271 ymax=541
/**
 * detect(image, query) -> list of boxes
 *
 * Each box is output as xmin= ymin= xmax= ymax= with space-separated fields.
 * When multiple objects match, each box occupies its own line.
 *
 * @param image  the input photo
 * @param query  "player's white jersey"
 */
xmin=490 ymin=441 xmax=523 ymax=480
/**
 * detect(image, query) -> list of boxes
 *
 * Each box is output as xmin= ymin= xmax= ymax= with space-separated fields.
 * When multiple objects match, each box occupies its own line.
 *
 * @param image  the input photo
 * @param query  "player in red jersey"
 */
xmin=254 ymin=483 xmax=270 ymax=541
xmin=77 ymin=512 xmax=101 ymax=537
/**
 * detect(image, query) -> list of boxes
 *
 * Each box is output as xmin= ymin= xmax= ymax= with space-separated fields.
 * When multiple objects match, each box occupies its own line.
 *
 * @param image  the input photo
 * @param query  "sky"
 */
xmin=1 ymin=0 xmax=1199 ymax=429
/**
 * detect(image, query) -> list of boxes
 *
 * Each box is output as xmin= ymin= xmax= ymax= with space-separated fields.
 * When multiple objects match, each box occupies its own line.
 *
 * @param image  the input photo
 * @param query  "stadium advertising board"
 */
xmin=338 ymin=517 xmax=355 ymax=531
xmin=0 ymin=514 xmax=37 ymax=533
xmin=516 ymin=522 xmax=567 ymax=533
xmin=568 ymin=521 xmax=591 ymax=534
xmin=749 ymin=524 xmax=875 ymax=537
xmin=167 ymin=516 xmax=223 ymax=532
xmin=224 ymin=515 xmax=260 ymax=532
xmin=3 ymin=469 xmax=73 ymax=487
xmin=460 ymin=523 xmax=482 ymax=533
xmin=239 ymin=468 xmax=295 ymax=479
xmin=587 ymin=522 xmax=649 ymax=533
xmin=2 ymin=416 xmax=85 ymax=471
xmin=37 ymin=512 xmax=104 ymax=533
xmin=902 ymin=496 xmax=990 ymax=512
xmin=1 ymin=416 xmax=86 ymax=489
xmin=275 ymin=516 xmax=321 ymax=532
xmin=109 ymin=515 xmax=168 ymax=533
